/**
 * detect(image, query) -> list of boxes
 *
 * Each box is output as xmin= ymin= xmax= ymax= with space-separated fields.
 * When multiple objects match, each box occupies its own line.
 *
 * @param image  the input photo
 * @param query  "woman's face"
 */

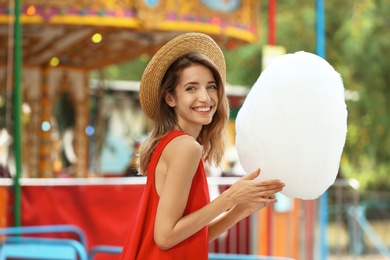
xmin=165 ymin=64 xmax=219 ymax=135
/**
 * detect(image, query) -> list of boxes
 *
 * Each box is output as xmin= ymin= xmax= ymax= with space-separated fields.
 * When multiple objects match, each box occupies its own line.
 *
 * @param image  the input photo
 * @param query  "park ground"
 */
xmin=328 ymin=220 xmax=390 ymax=260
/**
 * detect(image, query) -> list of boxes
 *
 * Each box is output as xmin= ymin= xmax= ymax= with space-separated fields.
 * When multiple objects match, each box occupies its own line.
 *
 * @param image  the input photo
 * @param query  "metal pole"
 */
xmin=316 ymin=0 xmax=326 ymax=59
xmin=13 ymin=0 xmax=22 ymax=227
xmin=268 ymin=0 xmax=277 ymax=45
xmin=265 ymin=0 xmax=277 ymax=254
xmin=316 ymin=0 xmax=327 ymax=259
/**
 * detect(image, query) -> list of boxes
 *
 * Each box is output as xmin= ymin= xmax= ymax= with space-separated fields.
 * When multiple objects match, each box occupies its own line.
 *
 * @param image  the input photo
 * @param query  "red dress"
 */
xmin=120 ymin=130 xmax=210 ymax=260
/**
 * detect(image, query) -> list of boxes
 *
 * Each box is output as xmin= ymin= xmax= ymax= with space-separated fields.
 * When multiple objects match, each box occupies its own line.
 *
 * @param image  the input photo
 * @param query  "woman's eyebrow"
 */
xmin=183 ymin=80 xmax=216 ymax=86
xmin=184 ymin=81 xmax=200 ymax=86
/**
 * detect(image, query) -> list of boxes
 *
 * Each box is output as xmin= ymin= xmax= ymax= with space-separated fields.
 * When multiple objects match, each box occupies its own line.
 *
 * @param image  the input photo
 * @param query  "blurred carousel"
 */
xmin=0 ymin=0 xmax=260 ymax=178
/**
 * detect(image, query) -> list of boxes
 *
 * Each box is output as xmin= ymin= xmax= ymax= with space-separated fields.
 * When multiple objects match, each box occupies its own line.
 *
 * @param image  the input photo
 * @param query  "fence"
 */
xmin=328 ymin=179 xmax=390 ymax=259
xmin=3 ymin=177 xmax=389 ymax=259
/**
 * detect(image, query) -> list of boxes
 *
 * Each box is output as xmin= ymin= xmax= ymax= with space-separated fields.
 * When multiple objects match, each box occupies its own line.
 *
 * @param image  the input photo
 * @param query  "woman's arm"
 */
xmin=154 ymin=136 xmax=284 ymax=250
xmin=154 ymin=135 xmax=233 ymax=250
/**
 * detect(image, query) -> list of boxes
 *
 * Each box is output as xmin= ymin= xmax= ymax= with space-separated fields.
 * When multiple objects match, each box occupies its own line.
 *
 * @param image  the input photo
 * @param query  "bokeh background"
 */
xmin=0 ymin=1 xmax=389 ymax=259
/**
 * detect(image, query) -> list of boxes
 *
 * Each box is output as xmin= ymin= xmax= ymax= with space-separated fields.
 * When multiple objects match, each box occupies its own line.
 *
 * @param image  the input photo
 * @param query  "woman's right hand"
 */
xmin=223 ymin=169 xmax=285 ymax=213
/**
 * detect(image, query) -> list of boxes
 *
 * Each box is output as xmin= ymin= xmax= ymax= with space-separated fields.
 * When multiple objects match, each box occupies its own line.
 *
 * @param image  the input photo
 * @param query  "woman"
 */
xmin=120 ymin=33 xmax=284 ymax=259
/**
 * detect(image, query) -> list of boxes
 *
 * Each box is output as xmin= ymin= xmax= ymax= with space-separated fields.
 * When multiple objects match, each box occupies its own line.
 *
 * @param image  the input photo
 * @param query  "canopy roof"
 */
xmin=0 ymin=0 xmax=260 ymax=69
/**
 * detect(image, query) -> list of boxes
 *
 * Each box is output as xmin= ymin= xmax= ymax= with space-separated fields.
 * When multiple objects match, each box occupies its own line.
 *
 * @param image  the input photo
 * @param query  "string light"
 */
xmin=91 ymin=33 xmax=102 ymax=43
xmin=211 ymin=17 xmax=221 ymax=25
xmin=50 ymin=57 xmax=60 ymax=67
xmin=41 ymin=121 xmax=51 ymax=131
xmin=115 ymin=9 xmax=124 ymax=17
xmin=85 ymin=126 xmax=95 ymax=136
xmin=26 ymin=5 xmax=36 ymax=16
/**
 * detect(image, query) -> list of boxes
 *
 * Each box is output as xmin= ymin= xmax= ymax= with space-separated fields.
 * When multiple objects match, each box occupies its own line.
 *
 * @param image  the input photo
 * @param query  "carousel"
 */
xmin=0 ymin=0 xmax=260 ymax=179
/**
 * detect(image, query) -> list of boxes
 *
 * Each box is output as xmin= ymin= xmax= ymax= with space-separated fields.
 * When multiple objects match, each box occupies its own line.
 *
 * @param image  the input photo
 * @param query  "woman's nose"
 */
xmin=198 ymin=88 xmax=211 ymax=102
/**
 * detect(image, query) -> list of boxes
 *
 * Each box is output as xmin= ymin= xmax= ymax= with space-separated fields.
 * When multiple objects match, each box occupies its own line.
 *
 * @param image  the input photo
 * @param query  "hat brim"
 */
xmin=139 ymin=32 xmax=226 ymax=120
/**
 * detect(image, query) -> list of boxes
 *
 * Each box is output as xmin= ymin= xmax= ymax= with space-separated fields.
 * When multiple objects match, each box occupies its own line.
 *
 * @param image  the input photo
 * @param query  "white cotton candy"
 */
xmin=235 ymin=51 xmax=348 ymax=200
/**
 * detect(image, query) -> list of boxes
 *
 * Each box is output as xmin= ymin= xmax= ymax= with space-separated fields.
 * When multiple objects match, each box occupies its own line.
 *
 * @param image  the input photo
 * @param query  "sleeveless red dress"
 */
xmin=120 ymin=130 xmax=210 ymax=260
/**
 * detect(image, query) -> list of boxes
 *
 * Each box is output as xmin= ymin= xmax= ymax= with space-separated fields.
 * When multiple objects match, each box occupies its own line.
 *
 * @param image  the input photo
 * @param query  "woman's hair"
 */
xmin=139 ymin=52 xmax=229 ymax=175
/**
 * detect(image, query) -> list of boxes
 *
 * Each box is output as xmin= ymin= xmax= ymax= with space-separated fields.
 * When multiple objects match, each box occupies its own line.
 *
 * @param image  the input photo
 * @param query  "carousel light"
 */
xmin=145 ymin=0 xmax=159 ymax=7
xmin=115 ymin=9 xmax=124 ymax=17
xmin=92 ymin=33 xmax=102 ymax=43
xmin=26 ymin=5 xmax=36 ymax=16
xmin=50 ymin=57 xmax=60 ymax=67
xmin=167 ymin=12 xmax=176 ymax=21
xmin=41 ymin=121 xmax=51 ymax=132
xmin=21 ymin=103 xmax=32 ymax=123
xmin=211 ymin=17 xmax=221 ymax=25
xmin=85 ymin=125 xmax=94 ymax=136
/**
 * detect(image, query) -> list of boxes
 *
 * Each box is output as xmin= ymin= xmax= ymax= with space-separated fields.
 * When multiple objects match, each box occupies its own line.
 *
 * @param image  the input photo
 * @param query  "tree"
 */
xmin=324 ymin=0 xmax=390 ymax=190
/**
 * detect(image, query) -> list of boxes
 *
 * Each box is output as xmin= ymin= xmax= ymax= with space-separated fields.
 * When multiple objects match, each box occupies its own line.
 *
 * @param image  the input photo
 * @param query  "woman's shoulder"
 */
xmin=164 ymin=134 xmax=202 ymax=160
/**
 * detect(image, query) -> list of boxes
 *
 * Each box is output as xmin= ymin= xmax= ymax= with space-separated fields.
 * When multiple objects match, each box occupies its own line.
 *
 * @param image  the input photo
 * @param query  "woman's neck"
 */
xmin=174 ymin=124 xmax=201 ymax=139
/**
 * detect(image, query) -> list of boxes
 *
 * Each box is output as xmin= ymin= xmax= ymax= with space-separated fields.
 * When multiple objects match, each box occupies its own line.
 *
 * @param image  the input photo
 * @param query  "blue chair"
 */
xmin=86 ymin=246 xmax=294 ymax=260
xmin=0 ymin=224 xmax=87 ymax=247
xmin=88 ymin=245 xmax=122 ymax=259
xmin=0 ymin=225 xmax=88 ymax=260
xmin=209 ymin=253 xmax=295 ymax=260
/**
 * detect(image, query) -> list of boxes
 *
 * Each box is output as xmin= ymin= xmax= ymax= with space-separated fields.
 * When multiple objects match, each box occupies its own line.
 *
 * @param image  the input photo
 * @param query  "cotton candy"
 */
xmin=235 ymin=51 xmax=347 ymax=200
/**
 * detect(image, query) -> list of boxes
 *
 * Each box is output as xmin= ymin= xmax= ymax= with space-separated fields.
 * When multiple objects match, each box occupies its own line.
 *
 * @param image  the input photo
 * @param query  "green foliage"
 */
xmin=224 ymin=0 xmax=317 ymax=86
xmin=323 ymin=0 xmax=390 ymax=190
xmin=342 ymin=155 xmax=390 ymax=191
xmin=276 ymin=0 xmax=316 ymax=53
xmin=224 ymin=44 xmax=263 ymax=86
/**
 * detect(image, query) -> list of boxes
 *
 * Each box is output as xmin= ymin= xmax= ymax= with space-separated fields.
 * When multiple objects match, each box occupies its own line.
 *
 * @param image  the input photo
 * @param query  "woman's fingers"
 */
xmin=259 ymin=186 xmax=284 ymax=198
xmin=227 ymin=170 xmax=285 ymax=207
xmin=239 ymin=168 xmax=260 ymax=181
xmin=254 ymin=179 xmax=284 ymax=186
xmin=245 ymin=185 xmax=283 ymax=205
xmin=251 ymin=181 xmax=284 ymax=195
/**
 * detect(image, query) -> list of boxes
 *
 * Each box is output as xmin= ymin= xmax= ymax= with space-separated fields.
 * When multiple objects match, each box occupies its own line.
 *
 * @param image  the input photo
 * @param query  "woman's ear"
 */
xmin=164 ymin=92 xmax=176 ymax=108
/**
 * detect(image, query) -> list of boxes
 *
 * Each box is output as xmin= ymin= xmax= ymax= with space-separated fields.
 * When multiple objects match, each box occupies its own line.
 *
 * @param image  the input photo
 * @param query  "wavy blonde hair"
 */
xmin=139 ymin=52 xmax=229 ymax=175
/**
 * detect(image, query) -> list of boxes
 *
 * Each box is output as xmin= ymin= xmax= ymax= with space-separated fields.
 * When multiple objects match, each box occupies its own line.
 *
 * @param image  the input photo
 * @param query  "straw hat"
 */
xmin=139 ymin=32 xmax=226 ymax=120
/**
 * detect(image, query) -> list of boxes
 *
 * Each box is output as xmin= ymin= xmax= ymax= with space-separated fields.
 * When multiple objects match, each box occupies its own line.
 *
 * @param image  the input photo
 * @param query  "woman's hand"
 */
xmin=223 ymin=169 xmax=284 ymax=215
xmin=208 ymin=169 xmax=284 ymax=241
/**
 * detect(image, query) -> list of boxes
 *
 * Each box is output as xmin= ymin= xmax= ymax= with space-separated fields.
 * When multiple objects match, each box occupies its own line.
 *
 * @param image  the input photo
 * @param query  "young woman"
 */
xmin=120 ymin=33 xmax=285 ymax=259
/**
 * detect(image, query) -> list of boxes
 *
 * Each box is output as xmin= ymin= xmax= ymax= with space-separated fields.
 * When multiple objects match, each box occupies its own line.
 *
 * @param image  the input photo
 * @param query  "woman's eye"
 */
xmin=207 ymin=85 xmax=218 ymax=90
xmin=185 ymin=86 xmax=196 ymax=91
